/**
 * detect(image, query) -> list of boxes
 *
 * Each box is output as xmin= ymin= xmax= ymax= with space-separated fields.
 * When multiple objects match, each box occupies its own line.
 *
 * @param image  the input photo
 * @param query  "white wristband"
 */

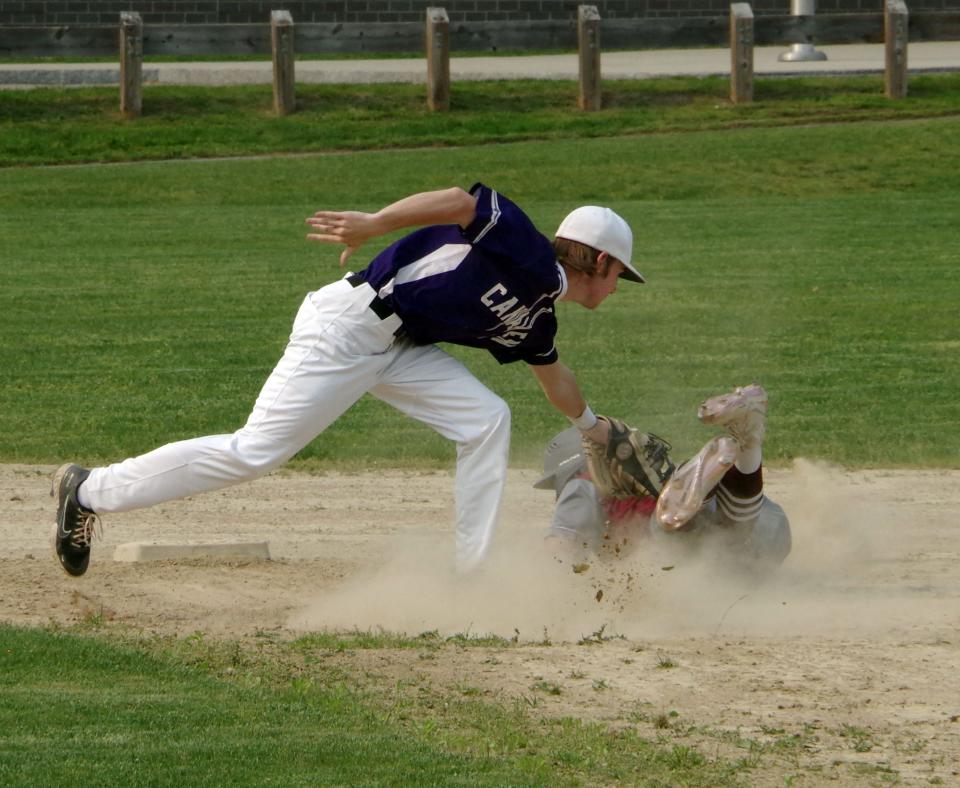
xmin=571 ymin=405 xmax=598 ymax=432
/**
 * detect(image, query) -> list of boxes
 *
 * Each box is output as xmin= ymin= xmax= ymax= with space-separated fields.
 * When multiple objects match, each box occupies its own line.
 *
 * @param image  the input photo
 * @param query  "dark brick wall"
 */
xmin=1 ymin=0 xmax=956 ymax=25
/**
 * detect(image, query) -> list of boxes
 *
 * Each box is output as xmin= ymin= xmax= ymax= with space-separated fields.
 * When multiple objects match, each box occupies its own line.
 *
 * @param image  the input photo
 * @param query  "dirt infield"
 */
xmin=4 ymin=461 xmax=959 ymax=783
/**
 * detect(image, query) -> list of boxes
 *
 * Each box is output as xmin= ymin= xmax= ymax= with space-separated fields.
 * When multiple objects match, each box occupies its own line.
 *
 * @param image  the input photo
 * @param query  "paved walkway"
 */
xmin=1 ymin=41 xmax=958 ymax=88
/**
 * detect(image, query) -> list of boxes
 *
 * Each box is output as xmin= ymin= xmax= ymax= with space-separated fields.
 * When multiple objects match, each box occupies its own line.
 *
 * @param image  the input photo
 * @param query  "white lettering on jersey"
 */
xmin=488 ymin=297 xmax=518 ymax=317
xmin=481 ymin=282 xmax=551 ymax=347
xmin=500 ymin=305 xmax=530 ymax=327
xmin=481 ymin=284 xmax=508 ymax=305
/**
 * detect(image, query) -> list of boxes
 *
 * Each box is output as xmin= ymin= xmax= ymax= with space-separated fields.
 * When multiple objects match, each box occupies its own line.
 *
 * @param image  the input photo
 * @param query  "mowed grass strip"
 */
xmin=1 ymin=122 xmax=958 ymax=468
xmin=0 ymin=624 xmax=742 ymax=786
xmin=1 ymin=73 xmax=959 ymax=166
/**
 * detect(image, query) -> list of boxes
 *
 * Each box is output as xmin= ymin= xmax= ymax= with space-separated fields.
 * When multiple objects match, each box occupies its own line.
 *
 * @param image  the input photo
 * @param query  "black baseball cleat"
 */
xmin=51 ymin=463 xmax=99 ymax=577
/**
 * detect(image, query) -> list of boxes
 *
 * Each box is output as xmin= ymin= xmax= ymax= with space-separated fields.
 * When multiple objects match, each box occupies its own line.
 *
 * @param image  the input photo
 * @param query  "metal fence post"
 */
xmin=779 ymin=0 xmax=827 ymax=62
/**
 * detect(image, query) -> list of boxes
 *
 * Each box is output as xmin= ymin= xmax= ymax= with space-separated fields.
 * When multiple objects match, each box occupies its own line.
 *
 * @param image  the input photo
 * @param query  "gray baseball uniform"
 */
xmin=540 ymin=428 xmax=792 ymax=572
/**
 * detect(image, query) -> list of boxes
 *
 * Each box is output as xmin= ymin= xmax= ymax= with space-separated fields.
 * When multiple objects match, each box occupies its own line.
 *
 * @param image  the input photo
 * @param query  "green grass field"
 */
xmin=2 ymin=73 xmax=960 ymax=167
xmin=0 ymin=624 xmax=748 ymax=786
xmin=1 ymin=111 xmax=958 ymax=468
xmin=1 ymin=74 xmax=959 ymax=785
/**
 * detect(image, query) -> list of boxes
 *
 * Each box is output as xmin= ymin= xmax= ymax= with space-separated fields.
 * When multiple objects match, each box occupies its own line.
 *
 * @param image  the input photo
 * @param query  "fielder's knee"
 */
xmin=455 ymin=397 xmax=510 ymax=470
xmin=229 ymin=428 xmax=299 ymax=478
xmin=481 ymin=397 xmax=511 ymax=446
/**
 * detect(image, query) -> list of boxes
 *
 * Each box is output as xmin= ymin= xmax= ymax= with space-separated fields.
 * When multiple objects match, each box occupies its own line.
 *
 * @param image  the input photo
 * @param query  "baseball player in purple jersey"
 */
xmin=52 ymin=183 xmax=645 ymax=576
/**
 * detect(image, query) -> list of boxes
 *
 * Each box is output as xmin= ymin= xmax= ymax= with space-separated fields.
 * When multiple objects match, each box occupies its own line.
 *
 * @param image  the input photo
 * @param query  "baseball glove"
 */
xmin=582 ymin=417 xmax=676 ymax=500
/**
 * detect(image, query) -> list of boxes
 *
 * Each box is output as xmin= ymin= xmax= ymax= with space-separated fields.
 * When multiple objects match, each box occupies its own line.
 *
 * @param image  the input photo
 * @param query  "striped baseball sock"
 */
xmin=717 ymin=465 xmax=764 ymax=524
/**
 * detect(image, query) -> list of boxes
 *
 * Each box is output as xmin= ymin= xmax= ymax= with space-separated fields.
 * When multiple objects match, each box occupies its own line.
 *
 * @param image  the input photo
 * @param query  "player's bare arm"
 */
xmin=530 ymin=361 xmax=610 ymax=445
xmin=306 ymin=187 xmax=479 ymax=266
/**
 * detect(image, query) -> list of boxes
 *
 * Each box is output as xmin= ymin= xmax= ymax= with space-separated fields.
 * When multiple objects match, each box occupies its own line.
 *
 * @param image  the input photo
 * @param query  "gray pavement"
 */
xmin=1 ymin=41 xmax=958 ymax=88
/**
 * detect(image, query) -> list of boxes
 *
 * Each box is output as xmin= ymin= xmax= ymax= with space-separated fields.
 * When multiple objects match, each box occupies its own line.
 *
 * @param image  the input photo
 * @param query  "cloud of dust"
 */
xmin=631 ymin=458 xmax=932 ymax=639
xmin=289 ymin=459 xmax=928 ymax=642
xmin=288 ymin=527 xmax=620 ymax=642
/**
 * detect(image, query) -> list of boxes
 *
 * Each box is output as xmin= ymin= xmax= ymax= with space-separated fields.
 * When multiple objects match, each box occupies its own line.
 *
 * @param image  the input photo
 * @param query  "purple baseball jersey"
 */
xmin=354 ymin=183 xmax=565 ymax=365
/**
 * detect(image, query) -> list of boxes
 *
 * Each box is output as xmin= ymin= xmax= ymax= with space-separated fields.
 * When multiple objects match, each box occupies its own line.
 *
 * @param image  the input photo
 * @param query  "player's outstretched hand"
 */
xmin=306 ymin=210 xmax=381 ymax=266
xmin=580 ymin=416 xmax=610 ymax=446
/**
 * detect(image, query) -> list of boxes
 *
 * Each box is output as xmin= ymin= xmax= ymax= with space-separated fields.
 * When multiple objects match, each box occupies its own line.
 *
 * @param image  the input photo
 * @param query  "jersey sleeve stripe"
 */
xmin=472 ymin=189 xmax=501 ymax=244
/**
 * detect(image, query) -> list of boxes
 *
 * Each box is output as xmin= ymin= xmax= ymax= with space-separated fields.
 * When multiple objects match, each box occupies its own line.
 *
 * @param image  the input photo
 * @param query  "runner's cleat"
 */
xmin=51 ymin=463 xmax=99 ymax=577
xmin=655 ymin=436 xmax=738 ymax=531
xmin=697 ymin=383 xmax=767 ymax=449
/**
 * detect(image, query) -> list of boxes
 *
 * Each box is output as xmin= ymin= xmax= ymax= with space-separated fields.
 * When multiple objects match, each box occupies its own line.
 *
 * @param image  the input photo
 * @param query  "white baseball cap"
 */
xmin=555 ymin=206 xmax=646 ymax=283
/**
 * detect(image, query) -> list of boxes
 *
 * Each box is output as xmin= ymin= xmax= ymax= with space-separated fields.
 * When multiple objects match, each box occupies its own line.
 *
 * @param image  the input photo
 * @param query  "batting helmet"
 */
xmin=532 ymin=427 xmax=588 ymax=495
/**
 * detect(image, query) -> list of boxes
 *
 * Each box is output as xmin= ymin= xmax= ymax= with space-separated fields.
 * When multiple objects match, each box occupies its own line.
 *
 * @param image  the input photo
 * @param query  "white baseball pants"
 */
xmin=82 ymin=277 xmax=512 ymax=571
